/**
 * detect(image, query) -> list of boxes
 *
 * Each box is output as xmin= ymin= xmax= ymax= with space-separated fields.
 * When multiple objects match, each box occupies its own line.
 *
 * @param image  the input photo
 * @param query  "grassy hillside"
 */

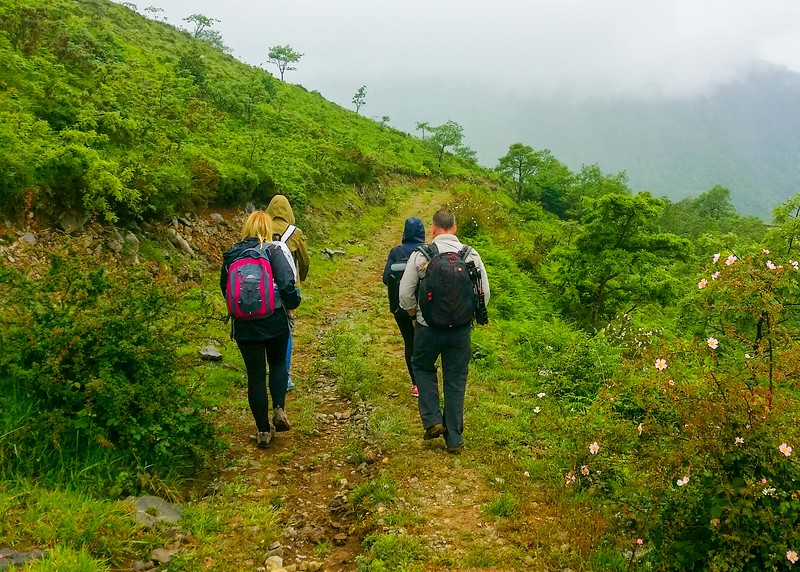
xmin=0 ymin=0 xmax=482 ymax=223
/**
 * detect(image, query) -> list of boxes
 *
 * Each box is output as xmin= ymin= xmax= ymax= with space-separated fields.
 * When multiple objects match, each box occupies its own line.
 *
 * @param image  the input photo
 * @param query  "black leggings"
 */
xmin=393 ymin=311 xmax=416 ymax=386
xmin=237 ymin=334 xmax=290 ymax=433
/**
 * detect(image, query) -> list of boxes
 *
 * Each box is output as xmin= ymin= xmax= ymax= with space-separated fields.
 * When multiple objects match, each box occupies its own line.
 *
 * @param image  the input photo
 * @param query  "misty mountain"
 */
xmin=471 ymin=64 xmax=800 ymax=219
xmin=366 ymin=64 xmax=800 ymax=219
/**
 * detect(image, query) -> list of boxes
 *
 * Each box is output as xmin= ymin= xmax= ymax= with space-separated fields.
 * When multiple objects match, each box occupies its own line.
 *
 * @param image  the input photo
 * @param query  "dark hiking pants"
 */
xmin=411 ymin=323 xmax=471 ymax=450
xmin=237 ymin=333 xmax=290 ymax=433
xmin=393 ymin=310 xmax=417 ymax=386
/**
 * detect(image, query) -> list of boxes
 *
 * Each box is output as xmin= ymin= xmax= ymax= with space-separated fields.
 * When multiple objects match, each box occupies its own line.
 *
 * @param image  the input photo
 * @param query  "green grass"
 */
xmin=356 ymin=532 xmax=428 ymax=572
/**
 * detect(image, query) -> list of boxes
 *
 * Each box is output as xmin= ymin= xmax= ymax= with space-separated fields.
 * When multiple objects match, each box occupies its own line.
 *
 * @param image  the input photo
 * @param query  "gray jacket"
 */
xmin=398 ymin=234 xmax=490 ymax=327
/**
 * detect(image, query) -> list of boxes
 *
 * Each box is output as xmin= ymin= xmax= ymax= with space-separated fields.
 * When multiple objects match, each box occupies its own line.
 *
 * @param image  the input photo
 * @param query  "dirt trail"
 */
xmin=213 ymin=188 xmax=510 ymax=571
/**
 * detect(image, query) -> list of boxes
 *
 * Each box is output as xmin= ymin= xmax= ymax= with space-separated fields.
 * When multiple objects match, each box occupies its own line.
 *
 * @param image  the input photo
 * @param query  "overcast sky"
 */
xmin=124 ymin=0 xmax=800 ymax=183
xmin=146 ymin=0 xmax=800 ymax=101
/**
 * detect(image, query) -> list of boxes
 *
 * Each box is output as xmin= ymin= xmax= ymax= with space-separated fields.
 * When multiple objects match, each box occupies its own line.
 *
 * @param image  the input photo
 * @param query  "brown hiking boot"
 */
xmin=423 ymin=423 xmax=445 ymax=440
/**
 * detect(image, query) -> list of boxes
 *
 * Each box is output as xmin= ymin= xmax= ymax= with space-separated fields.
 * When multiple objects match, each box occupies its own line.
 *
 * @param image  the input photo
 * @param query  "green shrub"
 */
xmin=0 ymin=256 xmax=218 ymax=495
xmin=562 ymin=251 xmax=800 ymax=570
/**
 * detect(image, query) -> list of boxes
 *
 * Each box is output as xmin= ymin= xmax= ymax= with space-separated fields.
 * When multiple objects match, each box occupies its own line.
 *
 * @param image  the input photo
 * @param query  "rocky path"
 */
xmin=203 ymin=186 xmax=522 ymax=572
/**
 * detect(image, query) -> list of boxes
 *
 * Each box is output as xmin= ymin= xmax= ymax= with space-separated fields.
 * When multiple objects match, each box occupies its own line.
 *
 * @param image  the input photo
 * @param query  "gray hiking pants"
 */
xmin=412 ymin=323 xmax=471 ymax=450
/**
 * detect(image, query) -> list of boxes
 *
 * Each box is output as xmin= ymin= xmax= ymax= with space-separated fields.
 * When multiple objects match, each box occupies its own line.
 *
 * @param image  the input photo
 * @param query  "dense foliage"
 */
xmin=0 ymin=0 xmax=482 ymax=224
xmin=0 ymin=256 xmax=218 ymax=496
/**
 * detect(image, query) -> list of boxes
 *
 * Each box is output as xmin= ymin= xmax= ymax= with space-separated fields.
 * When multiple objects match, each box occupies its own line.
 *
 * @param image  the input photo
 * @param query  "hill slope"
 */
xmin=0 ymin=0 xmax=480 ymax=223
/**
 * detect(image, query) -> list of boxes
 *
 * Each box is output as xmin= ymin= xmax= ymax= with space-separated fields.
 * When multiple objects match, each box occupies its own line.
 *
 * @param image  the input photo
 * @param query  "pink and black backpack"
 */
xmin=225 ymin=243 xmax=276 ymax=320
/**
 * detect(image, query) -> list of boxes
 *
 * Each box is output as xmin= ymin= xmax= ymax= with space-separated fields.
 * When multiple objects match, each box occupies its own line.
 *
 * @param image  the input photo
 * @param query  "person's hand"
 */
xmin=288 ymin=309 xmax=296 ymax=318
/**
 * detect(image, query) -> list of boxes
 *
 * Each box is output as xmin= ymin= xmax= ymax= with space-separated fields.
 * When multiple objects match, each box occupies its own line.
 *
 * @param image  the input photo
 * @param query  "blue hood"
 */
xmin=400 ymin=217 xmax=425 ymax=256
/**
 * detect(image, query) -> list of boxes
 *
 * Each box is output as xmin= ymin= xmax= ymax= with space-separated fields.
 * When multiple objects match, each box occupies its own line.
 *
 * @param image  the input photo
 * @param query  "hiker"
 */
xmin=398 ymin=209 xmax=490 ymax=454
xmin=382 ymin=216 xmax=425 ymax=397
xmin=220 ymin=210 xmax=301 ymax=448
xmin=266 ymin=194 xmax=310 ymax=392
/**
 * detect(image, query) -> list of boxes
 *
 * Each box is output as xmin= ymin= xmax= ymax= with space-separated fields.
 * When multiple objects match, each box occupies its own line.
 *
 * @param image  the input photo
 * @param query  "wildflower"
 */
xmin=655 ymin=358 xmax=667 ymax=371
xmin=565 ymin=473 xmax=576 ymax=485
xmin=762 ymin=487 xmax=777 ymax=496
xmin=581 ymin=465 xmax=589 ymax=475
xmin=745 ymin=353 xmax=752 ymax=359
xmin=767 ymin=260 xmax=776 ymax=270
xmin=676 ymin=476 xmax=690 ymax=487
xmin=698 ymin=278 xmax=708 ymax=289
xmin=523 ymin=471 xmax=530 ymax=477
xmin=637 ymin=423 xmax=643 ymax=436
xmin=707 ymin=337 xmax=719 ymax=349
xmin=787 ymin=550 xmax=798 ymax=564
xmin=533 ymin=406 xmax=541 ymax=413
xmin=711 ymin=271 xmax=721 ymax=280
xmin=710 ymin=518 xmax=720 ymax=527
xmin=589 ymin=441 xmax=600 ymax=455
xmin=762 ymin=249 xmax=771 ymax=255
xmin=780 ymin=443 xmax=793 ymax=457
xmin=761 ymin=478 xmax=768 ymax=484
xmin=668 ymin=379 xmax=675 ymax=386
xmin=712 ymin=253 xmax=720 ymax=263
xmin=791 ymin=260 xmax=799 ymax=270
xmin=725 ymin=254 xmax=737 ymax=266
xmin=536 ymin=392 xmax=546 ymax=398
xmin=734 ymin=437 xmax=744 ymax=445
xmin=636 ymin=538 xmax=644 ymax=545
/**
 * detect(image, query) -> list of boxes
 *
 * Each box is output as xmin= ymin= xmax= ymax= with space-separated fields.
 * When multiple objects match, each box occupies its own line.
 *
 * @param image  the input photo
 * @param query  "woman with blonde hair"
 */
xmin=220 ymin=210 xmax=301 ymax=448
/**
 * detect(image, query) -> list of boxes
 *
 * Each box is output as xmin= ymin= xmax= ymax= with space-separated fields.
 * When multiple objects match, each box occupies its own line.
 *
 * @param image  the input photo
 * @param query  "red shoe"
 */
xmin=411 ymin=385 xmax=419 ymax=397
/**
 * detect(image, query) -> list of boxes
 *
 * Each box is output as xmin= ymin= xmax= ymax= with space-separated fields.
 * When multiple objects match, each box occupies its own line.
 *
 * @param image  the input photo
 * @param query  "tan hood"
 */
xmin=266 ymin=195 xmax=296 ymax=224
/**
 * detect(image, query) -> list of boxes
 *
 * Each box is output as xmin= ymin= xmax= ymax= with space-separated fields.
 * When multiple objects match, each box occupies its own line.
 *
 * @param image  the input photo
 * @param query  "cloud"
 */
xmin=153 ymin=0 xmax=800 ymax=100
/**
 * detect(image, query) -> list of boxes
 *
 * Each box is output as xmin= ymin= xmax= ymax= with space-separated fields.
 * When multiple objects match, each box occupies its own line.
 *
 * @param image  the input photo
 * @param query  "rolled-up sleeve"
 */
xmin=398 ymin=251 xmax=421 ymax=312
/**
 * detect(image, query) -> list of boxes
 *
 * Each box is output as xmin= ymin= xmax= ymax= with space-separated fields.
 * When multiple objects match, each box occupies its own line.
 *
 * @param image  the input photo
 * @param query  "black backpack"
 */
xmin=387 ymin=256 xmax=409 ymax=314
xmin=417 ymin=243 xmax=477 ymax=328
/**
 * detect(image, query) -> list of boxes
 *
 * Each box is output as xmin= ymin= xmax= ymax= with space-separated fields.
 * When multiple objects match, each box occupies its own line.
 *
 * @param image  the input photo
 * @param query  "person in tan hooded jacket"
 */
xmin=266 ymin=195 xmax=310 ymax=392
xmin=266 ymin=195 xmax=310 ymax=281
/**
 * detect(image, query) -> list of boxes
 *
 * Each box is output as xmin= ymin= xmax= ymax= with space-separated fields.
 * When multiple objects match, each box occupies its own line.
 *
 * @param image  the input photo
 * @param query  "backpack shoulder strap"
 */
xmin=457 ymin=245 xmax=472 ymax=260
xmin=417 ymin=243 xmax=438 ymax=261
xmin=279 ymin=224 xmax=296 ymax=243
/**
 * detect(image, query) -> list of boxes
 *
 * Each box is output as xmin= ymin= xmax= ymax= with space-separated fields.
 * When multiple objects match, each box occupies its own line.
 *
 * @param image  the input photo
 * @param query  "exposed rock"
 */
xmin=150 ymin=548 xmax=174 ymax=564
xmin=108 ymin=240 xmax=124 ymax=253
xmin=320 ymin=248 xmax=345 ymax=259
xmin=211 ymin=213 xmax=228 ymax=226
xmin=264 ymin=555 xmax=283 ymax=571
xmin=129 ymin=495 xmax=183 ymax=528
xmin=58 ymin=210 xmax=90 ymax=233
xmin=19 ymin=233 xmax=36 ymax=245
xmin=166 ymin=228 xmax=194 ymax=256
xmin=199 ymin=345 xmax=223 ymax=361
xmin=0 ymin=548 xmax=47 ymax=570
xmin=125 ymin=232 xmax=140 ymax=249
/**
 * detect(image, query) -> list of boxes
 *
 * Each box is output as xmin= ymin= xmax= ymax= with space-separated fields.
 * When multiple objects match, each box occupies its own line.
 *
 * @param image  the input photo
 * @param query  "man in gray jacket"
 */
xmin=398 ymin=209 xmax=490 ymax=454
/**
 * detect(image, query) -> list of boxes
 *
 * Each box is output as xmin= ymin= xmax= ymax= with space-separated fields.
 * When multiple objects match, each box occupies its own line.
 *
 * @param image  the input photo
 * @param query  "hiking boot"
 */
xmin=287 ymin=377 xmax=296 ymax=392
xmin=411 ymin=385 xmax=419 ymax=397
xmin=423 ymin=423 xmax=445 ymax=440
xmin=273 ymin=407 xmax=290 ymax=432
xmin=256 ymin=425 xmax=275 ymax=449
xmin=447 ymin=444 xmax=463 ymax=455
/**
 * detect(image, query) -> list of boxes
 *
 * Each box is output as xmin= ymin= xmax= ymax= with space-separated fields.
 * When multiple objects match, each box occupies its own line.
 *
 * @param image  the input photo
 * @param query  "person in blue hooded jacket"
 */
xmin=382 ymin=216 xmax=425 ymax=396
